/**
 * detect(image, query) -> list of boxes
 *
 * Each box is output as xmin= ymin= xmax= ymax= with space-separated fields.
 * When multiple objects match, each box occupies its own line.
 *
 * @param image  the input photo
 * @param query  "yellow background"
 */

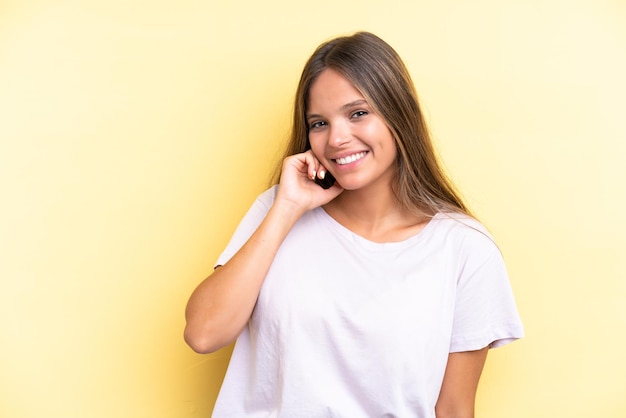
xmin=1 ymin=0 xmax=624 ymax=416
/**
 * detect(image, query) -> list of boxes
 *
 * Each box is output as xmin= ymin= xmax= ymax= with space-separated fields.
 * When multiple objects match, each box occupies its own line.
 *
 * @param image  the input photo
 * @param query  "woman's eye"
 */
xmin=351 ymin=110 xmax=368 ymax=119
xmin=310 ymin=121 xmax=326 ymax=130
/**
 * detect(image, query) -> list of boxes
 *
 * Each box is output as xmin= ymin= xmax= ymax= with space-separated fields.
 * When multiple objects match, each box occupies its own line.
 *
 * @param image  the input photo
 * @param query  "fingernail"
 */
xmin=311 ymin=170 xmax=316 ymax=180
xmin=319 ymin=169 xmax=326 ymax=179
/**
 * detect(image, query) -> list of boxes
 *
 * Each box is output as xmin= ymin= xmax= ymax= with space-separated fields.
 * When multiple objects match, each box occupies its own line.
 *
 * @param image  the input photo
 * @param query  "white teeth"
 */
xmin=336 ymin=152 xmax=367 ymax=165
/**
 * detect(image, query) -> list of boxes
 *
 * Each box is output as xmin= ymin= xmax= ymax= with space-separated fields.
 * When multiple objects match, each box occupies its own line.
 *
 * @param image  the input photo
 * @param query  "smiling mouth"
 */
xmin=334 ymin=151 xmax=368 ymax=165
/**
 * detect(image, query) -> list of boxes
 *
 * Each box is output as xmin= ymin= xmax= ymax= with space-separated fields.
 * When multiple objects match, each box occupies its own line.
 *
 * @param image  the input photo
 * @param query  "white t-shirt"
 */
xmin=212 ymin=186 xmax=524 ymax=418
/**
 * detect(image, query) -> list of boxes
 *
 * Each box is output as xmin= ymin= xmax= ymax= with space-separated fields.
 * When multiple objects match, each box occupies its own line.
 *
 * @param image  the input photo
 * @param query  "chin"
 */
xmin=334 ymin=181 xmax=364 ymax=191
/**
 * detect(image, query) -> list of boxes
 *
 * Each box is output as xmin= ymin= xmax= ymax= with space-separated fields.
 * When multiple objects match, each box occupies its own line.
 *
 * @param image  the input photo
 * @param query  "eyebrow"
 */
xmin=306 ymin=99 xmax=369 ymax=121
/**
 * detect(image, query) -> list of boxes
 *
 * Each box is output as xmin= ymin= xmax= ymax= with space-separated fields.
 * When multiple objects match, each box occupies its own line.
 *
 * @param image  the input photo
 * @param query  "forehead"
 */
xmin=307 ymin=69 xmax=364 ymax=109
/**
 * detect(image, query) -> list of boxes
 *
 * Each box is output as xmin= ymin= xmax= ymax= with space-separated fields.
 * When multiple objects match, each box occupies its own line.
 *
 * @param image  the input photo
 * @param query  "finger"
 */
xmin=317 ymin=164 xmax=327 ymax=180
xmin=303 ymin=151 xmax=320 ymax=180
xmin=307 ymin=151 xmax=329 ymax=180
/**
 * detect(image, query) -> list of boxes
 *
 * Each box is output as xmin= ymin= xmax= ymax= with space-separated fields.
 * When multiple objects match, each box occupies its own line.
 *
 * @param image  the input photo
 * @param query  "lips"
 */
xmin=334 ymin=151 xmax=368 ymax=165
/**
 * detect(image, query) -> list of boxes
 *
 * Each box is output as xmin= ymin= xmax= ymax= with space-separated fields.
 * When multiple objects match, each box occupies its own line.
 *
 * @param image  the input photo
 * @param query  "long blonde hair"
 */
xmin=274 ymin=31 xmax=472 ymax=217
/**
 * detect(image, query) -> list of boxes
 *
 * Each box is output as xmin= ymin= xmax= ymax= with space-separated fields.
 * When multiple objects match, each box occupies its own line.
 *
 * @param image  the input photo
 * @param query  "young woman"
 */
xmin=185 ymin=31 xmax=523 ymax=418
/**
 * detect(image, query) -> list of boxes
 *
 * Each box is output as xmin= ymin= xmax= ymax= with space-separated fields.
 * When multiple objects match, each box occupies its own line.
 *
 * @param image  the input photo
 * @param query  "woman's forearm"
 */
xmin=184 ymin=199 xmax=304 ymax=353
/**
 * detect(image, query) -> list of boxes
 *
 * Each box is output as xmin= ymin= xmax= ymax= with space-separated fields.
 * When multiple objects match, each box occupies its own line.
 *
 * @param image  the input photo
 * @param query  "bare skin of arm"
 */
xmin=184 ymin=151 xmax=342 ymax=354
xmin=435 ymin=347 xmax=489 ymax=418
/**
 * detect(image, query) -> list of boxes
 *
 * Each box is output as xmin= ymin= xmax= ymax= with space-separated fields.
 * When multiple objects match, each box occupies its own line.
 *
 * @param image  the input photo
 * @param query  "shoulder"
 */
xmin=431 ymin=212 xmax=493 ymax=239
xmin=431 ymin=214 xmax=514 ymax=291
xmin=429 ymin=212 xmax=501 ymax=259
xmin=237 ymin=185 xmax=279 ymax=220
xmin=254 ymin=185 xmax=278 ymax=208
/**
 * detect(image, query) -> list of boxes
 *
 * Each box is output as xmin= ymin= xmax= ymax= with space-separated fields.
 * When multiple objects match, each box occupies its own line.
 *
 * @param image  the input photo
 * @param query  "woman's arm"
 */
xmin=183 ymin=152 xmax=342 ymax=354
xmin=435 ymin=347 xmax=489 ymax=418
xmin=184 ymin=199 xmax=302 ymax=353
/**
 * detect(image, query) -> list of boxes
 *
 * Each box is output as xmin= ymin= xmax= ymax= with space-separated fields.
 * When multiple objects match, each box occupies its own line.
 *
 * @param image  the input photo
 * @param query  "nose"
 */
xmin=328 ymin=120 xmax=350 ymax=148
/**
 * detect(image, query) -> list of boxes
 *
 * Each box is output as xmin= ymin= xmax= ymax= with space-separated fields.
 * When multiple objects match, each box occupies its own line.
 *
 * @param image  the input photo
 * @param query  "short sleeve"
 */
xmin=215 ymin=186 xmax=277 ymax=268
xmin=449 ymin=234 xmax=524 ymax=353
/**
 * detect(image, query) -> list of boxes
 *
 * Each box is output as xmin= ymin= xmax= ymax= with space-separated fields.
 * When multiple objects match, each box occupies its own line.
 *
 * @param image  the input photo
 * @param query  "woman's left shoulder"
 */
xmin=430 ymin=212 xmax=500 ymax=253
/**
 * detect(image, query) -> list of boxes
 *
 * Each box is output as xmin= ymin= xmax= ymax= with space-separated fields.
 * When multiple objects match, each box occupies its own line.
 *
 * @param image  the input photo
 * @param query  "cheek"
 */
xmin=308 ymin=134 xmax=325 ymax=158
xmin=366 ymin=123 xmax=395 ymax=150
xmin=362 ymin=118 xmax=391 ymax=139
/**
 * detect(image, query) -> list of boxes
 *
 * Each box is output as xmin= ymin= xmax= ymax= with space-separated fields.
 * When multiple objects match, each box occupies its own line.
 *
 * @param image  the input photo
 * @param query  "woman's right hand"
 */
xmin=275 ymin=150 xmax=343 ymax=215
xmin=184 ymin=150 xmax=343 ymax=354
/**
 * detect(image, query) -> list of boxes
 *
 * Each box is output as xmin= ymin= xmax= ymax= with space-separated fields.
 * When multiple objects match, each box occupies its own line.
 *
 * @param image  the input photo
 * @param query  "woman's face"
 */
xmin=306 ymin=69 xmax=397 ymax=192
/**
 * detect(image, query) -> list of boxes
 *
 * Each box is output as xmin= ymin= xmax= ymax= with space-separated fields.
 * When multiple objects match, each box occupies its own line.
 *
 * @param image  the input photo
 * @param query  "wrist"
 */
xmin=270 ymin=197 xmax=307 ymax=224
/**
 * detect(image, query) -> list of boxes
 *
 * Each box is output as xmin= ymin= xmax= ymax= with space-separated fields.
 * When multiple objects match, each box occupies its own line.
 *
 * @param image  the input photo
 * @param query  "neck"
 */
xmin=328 ymin=187 xmax=401 ymax=222
xmin=323 ymin=185 xmax=430 ymax=243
